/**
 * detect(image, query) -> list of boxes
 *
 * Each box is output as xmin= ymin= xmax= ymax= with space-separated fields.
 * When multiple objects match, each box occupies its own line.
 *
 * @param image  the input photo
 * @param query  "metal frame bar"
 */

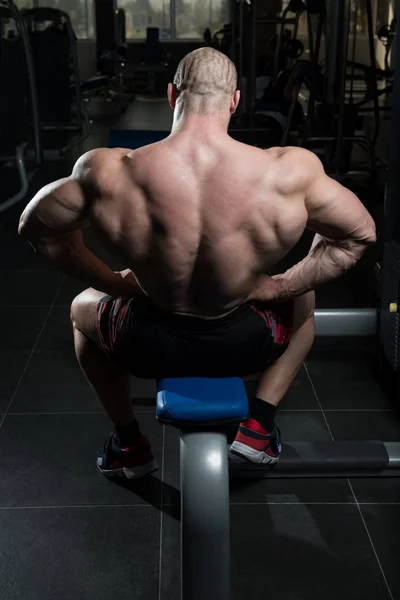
xmin=0 ymin=143 xmax=36 ymax=214
xmin=248 ymin=0 xmax=256 ymax=129
xmin=179 ymin=435 xmax=400 ymax=600
xmin=181 ymin=431 xmax=230 ymax=600
xmin=365 ymin=0 xmax=381 ymax=151
xmin=229 ymin=441 xmax=400 ymax=478
xmin=1 ymin=0 xmax=42 ymax=165
xmin=170 ymin=0 xmax=176 ymax=40
xmin=21 ymin=7 xmax=90 ymax=153
xmin=314 ymin=308 xmax=378 ymax=337
xmin=336 ymin=0 xmax=351 ymax=170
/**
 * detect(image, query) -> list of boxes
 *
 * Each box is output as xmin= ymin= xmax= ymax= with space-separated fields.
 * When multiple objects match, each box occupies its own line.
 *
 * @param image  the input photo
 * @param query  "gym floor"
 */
xmin=0 ymin=99 xmax=399 ymax=600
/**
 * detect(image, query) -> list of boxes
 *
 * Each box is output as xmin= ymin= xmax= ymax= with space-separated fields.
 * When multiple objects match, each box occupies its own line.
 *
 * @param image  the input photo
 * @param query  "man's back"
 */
xmin=17 ymin=46 xmax=377 ymax=478
xmin=89 ymin=137 xmax=309 ymax=316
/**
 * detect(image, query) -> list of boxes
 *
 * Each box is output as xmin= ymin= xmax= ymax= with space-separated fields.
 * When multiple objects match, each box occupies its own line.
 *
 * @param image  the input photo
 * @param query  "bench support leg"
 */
xmin=180 ymin=431 xmax=230 ymax=600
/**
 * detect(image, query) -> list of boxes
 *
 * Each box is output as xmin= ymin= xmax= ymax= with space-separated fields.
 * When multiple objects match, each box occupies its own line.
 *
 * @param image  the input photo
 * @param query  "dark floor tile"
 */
xmin=0 ymin=227 xmax=55 ymax=271
xmin=306 ymin=351 xmax=390 ymax=410
xmin=245 ymin=365 xmax=320 ymax=410
xmin=131 ymin=377 xmax=157 ymax=409
xmin=10 ymin=352 xmax=99 ymax=413
xmin=0 ymin=352 xmax=30 ymax=412
xmin=350 ymin=478 xmax=400 ymax=504
xmin=10 ymin=352 xmax=157 ymax=413
xmin=0 ymin=506 xmax=160 ymax=600
xmin=160 ymin=513 xmax=180 ymax=600
xmin=307 ymin=349 xmax=377 ymax=382
xmin=0 ymin=307 xmax=49 ymax=351
xmin=276 ymin=411 xmax=332 ymax=440
xmin=327 ymin=410 xmax=400 ymax=441
xmin=230 ymin=504 xmax=392 ymax=600
xmin=0 ymin=413 xmax=162 ymax=506
xmin=54 ymin=277 xmax=87 ymax=306
xmin=229 ymin=477 xmax=355 ymax=505
xmin=0 ymin=271 xmax=63 ymax=306
xmin=161 ymin=505 xmax=392 ymax=600
xmin=35 ymin=306 xmax=73 ymax=352
xmin=313 ymin=380 xmax=391 ymax=410
xmin=361 ymin=504 xmax=400 ymax=599
xmin=161 ymin=427 xmax=180 ymax=496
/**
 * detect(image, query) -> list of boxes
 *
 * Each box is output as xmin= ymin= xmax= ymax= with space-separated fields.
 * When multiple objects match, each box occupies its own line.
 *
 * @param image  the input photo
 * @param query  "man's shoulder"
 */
xmin=74 ymin=147 xmax=131 ymax=171
xmin=72 ymin=147 xmax=138 ymax=192
xmin=264 ymin=145 xmax=319 ymax=165
xmin=263 ymin=146 xmax=323 ymax=192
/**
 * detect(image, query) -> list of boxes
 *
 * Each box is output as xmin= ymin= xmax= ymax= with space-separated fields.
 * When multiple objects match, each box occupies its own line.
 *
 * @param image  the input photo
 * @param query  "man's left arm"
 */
xmin=18 ymin=150 xmax=132 ymax=296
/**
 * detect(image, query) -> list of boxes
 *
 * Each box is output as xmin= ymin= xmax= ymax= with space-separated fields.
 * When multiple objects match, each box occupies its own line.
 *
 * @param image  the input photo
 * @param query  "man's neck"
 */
xmin=171 ymin=112 xmax=229 ymax=137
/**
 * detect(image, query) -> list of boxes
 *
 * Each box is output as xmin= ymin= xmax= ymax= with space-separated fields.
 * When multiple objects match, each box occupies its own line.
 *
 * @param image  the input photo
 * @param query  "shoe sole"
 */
xmin=229 ymin=441 xmax=281 ymax=465
xmin=97 ymin=458 xmax=159 ymax=480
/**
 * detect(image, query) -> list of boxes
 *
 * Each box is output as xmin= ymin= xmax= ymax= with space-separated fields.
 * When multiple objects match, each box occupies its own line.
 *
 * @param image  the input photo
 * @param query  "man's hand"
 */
xmin=247 ymin=274 xmax=283 ymax=303
xmin=111 ymin=269 xmax=145 ymax=298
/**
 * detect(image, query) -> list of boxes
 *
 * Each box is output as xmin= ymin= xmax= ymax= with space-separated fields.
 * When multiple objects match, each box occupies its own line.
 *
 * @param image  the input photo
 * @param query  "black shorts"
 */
xmin=96 ymin=295 xmax=294 ymax=379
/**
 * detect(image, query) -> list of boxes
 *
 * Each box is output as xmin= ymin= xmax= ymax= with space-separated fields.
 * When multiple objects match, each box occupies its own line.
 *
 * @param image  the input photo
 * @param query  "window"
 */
xmin=287 ymin=0 xmax=375 ymax=40
xmin=118 ymin=0 xmax=170 ymax=40
xmin=175 ymin=0 xmax=230 ymax=40
xmin=119 ymin=0 xmax=230 ymax=40
xmin=12 ymin=0 xmax=34 ymax=8
xmin=38 ymin=0 xmax=94 ymax=38
xmin=32 ymin=0 xmax=229 ymax=40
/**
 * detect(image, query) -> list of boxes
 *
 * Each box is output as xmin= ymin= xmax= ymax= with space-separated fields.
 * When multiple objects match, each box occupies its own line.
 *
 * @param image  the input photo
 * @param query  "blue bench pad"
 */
xmin=156 ymin=377 xmax=249 ymax=425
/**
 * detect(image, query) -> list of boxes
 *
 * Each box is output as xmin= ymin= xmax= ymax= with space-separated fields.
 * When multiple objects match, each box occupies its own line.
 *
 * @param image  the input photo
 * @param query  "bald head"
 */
xmin=172 ymin=48 xmax=238 ymax=115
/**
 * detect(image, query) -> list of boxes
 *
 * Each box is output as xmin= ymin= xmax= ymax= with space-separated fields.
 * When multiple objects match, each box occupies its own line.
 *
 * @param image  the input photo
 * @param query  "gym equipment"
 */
xmin=0 ymin=0 xmax=41 ymax=213
xmin=377 ymin=17 xmax=396 ymax=72
xmin=89 ymin=8 xmax=133 ymax=112
xmin=21 ymin=7 xmax=90 ymax=158
xmin=314 ymin=308 xmax=377 ymax=337
xmin=281 ymin=0 xmax=389 ymax=176
xmin=204 ymin=23 xmax=233 ymax=58
xmin=229 ymin=0 xmax=312 ymax=144
xmin=380 ymin=20 xmax=400 ymax=376
xmin=157 ymin=376 xmax=248 ymax=600
xmin=230 ymin=441 xmax=400 ymax=478
xmin=94 ymin=0 xmax=120 ymax=62
xmin=155 ymin=308 xmax=398 ymax=600
xmin=128 ymin=27 xmax=167 ymax=96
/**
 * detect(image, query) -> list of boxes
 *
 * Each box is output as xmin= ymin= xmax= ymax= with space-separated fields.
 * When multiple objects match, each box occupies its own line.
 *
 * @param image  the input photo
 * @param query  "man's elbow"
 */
xmin=351 ymin=225 xmax=377 ymax=262
xmin=365 ymin=226 xmax=377 ymax=246
xmin=364 ymin=214 xmax=377 ymax=246
xmin=18 ymin=211 xmax=43 ymax=251
xmin=18 ymin=212 xmax=29 ymax=239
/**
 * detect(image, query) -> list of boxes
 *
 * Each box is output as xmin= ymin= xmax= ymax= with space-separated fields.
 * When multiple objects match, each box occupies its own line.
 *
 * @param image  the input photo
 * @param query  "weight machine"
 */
xmin=230 ymin=0 xmax=390 ymax=177
xmin=0 ymin=0 xmax=41 ymax=213
xmin=157 ymin=307 xmax=399 ymax=600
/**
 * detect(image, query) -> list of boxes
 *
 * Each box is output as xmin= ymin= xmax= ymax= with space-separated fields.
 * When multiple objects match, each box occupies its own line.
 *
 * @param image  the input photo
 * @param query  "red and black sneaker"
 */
xmin=229 ymin=419 xmax=282 ymax=465
xmin=97 ymin=433 xmax=158 ymax=480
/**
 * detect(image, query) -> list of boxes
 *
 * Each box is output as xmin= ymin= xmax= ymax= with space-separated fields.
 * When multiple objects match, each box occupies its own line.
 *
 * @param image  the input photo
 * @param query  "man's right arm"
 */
xmin=19 ymin=149 xmax=137 ymax=297
xmin=272 ymin=151 xmax=377 ymax=301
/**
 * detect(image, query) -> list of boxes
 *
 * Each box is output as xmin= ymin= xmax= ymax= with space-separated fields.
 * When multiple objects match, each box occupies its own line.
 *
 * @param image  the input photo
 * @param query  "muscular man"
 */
xmin=19 ymin=48 xmax=376 ymax=478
